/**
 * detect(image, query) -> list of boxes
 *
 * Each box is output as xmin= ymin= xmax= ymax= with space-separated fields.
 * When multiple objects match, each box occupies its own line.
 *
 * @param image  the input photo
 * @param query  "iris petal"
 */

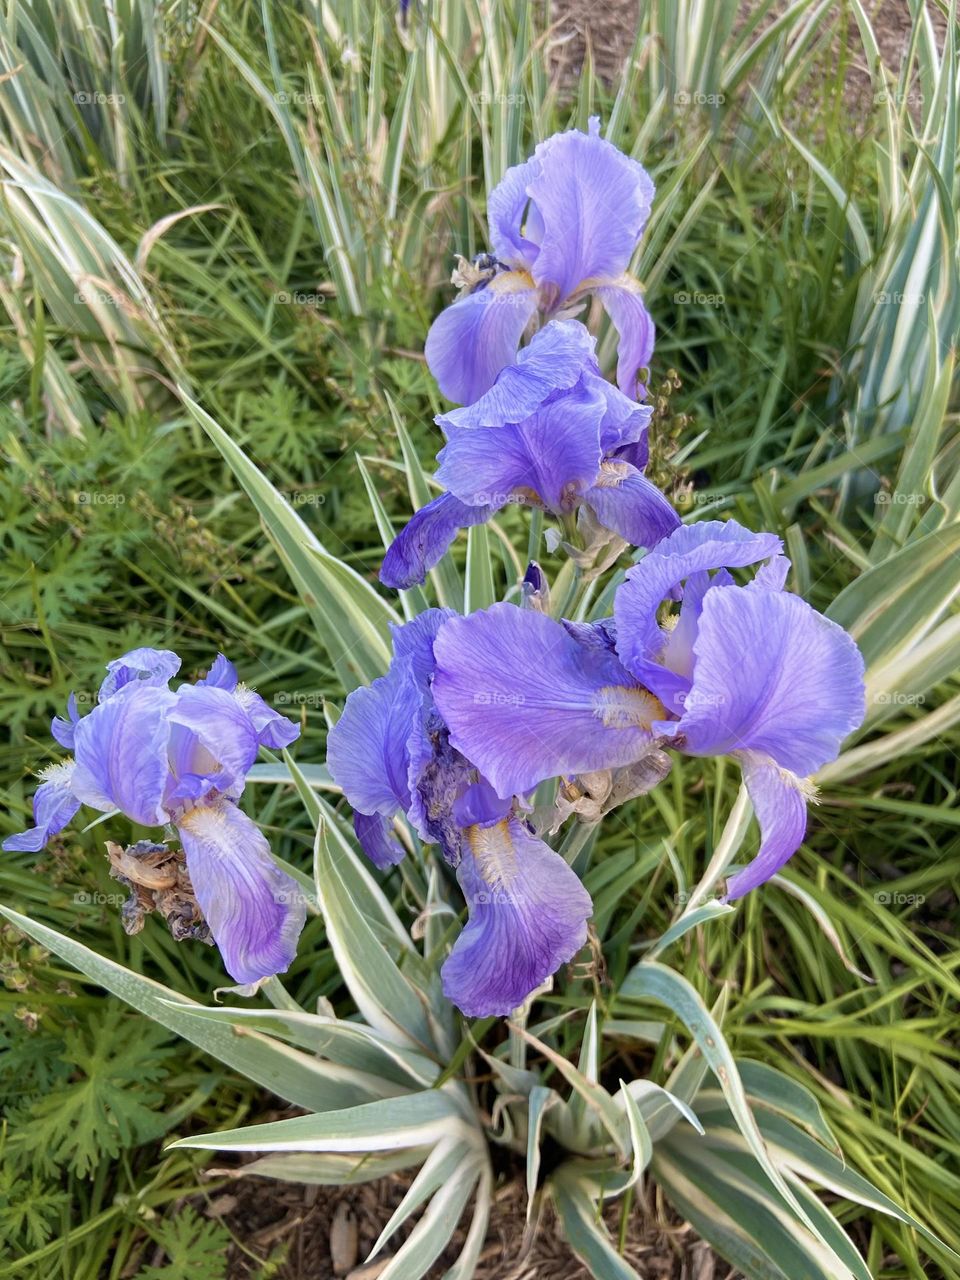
xmin=584 ymin=463 xmax=680 ymax=547
xmin=424 ymin=272 xmax=537 ymax=406
xmin=487 ymin=158 xmax=540 ymax=267
xmin=2 ymin=761 xmax=80 ymax=852
xmin=166 ymin=684 xmax=261 ymax=801
xmin=668 ymin=584 xmax=866 ymax=777
xmin=380 ymin=492 xmax=494 ymax=590
xmin=72 ymin=684 xmax=175 ymax=825
xmin=51 ymin=692 xmax=80 ymax=750
xmin=439 ymin=319 xmax=595 ymax=431
xmin=614 ymin=519 xmax=783 ymax=681
xmin=437 ymin=379 xmax=606 ymax=514
xmin=725 ymin=754 xmax=811 ymax=900
xmin=177 ymin=801 xmax=305 ymax=984
xmin=353 ymin=811 xmax=406 ymax=869
xmin=441 ymin=817 xmax=591 ymax=1016
xmin=198 ymin=654 xmax=239 ymax=691
xmin=592 ymin=275 xmax=656 ymax=398
xmin=525 ymin=118 xmax=654 ymax=308
xmin=98 ymin=647 xmax=181 ymax=702
xmin=433 ymin=603 xmax=660 ymax=799
xmin=326 ymin=659 xmax=421 ymax=817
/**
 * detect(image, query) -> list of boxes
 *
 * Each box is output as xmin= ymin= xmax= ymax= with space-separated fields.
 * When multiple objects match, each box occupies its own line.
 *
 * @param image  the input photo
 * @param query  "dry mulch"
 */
xmin=212 ymin=1164 xmax=740 ymax=1279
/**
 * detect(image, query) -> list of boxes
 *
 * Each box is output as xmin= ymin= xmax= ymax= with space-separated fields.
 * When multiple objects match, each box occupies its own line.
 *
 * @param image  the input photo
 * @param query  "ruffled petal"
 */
xmin=424 ymin=272 xmax=537 ymax=405
xmin=177 ymin=801 xmax=305 ymax=984
xmin=439 ymin=319 xmax=595 ymax=431
xmin=669 ymin=584 xmax=866 ymax=777
xmin=441 ymin=817 xmax=592 ymax=1016
xmin=437 ymin=378 xmax=606 ymax=514
xmin=487 ymin=158 xmax=540 ymax=267
xmin=389 ymin=608 xmax=457 ymax=687
xmin=433 ymin=603 xmax=662 ymax=799
xmin=51 ymin=692 xmax=80 ymax=750
xmin=614 ymin=519 xmax=783 ymax=680
xmin=724 ymin=753 xmax=811 ymax=900
xmin=596 ymin=379 xmax=652 ymax=455
xmin=593 ymin=275 xmax=656 ymax=397
xmin=72 ymin=684 xmax=175 ymax=825
xmin=380 ymin=492 xmax=494 ymax=590
xmin=326 ymin=659 xmax=421 ymax=817
xmin=2 ymin=761 xmax=81 ymax=852
xmin=584 ymin=462 xmax=680 ymax=547
xmin=353 ymin=811 xmax=406 ymax=870
xmin=198 ymin=654 xmax=239 ymax=691
xmin=98 ymin=647 xmax=181 ymax=702
xmin=166 ymin=684 xmax=261 ymax=802
xmin=233 ymin=685 xmax=301 ymax=749
xmin=526 ymin=118 xmax=655 ymax=308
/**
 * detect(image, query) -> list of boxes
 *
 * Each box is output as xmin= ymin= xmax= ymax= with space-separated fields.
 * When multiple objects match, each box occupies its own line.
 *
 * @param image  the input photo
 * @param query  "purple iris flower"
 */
xmin=430 ymin=520 xmax=866 ymax=900
xmin=380 ymin=320 xmax=679 ymax=590
xmin=425 ymin=118 xmax=656 ymax=406
xmin=326 ymin=610 xmax=592 ymax=1017
xmin=3 ymin=648 xmax=305 ymax=985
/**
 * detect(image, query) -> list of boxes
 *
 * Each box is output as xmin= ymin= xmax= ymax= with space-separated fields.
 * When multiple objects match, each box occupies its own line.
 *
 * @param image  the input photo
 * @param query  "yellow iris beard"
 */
xmin=595 ymin=686 xmax=665 ymax=730
xmin=467 ymin=819 xmax=518 ymax=893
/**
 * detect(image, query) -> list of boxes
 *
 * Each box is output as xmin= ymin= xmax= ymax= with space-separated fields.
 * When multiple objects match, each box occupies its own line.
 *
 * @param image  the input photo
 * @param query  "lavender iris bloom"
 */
xmin=3 ymin=648 xmax=305 ymax=985
xmin=326 ymin=610 xmax=591 ymax=1017
xmin=380 ymin=320 xmax=679 ymax=590
xmin=425 ymin=118 xmax=656 ymax=406
xmin=431 ymin=520 xmax=866 ymax=900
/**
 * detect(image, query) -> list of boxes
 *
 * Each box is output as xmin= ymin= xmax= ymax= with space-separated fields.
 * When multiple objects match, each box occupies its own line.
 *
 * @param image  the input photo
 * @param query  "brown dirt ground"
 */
xmin=209 ymin=1160 xmax=739 ymax=1279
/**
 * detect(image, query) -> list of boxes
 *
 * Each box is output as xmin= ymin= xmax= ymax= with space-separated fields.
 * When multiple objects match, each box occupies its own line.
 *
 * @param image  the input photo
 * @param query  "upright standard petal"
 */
xmin=592 ymin=275 xmax=656 ymax=397
xmin=389 ymin=608 xmax=457 ymax=687
xmin=614 ymin=520 xmax=783 ymax=680
xmin=380 ymin=492 xmax=494 ymax=590
xmin=72 ymin=684 xmax=175 ymax=825
xmin=433 ymin=603 xmax=663 ymax=799
xmin=441 ymin=817 xmax=592 ymax=1017
xmin=198 ymin=654 xmax=239 ymax=691
xmin=166 ymin=684 xmax=261 ymax=801
xmin=525 ymin=118 xmax=655 ymax=307
xmin=724 ymin=753 xmax=812 ymax=901
xmin=51 ymin=692 xmax=81 ymax=750
xmin=326 ymin=659 xmax=421 ymax=817
xmin=424 ymin=272 xmax=537 ymax=406
xmin=671 ymin=585 xmax=866 ymax=777
xmin=487 ymin=158 xmax=540 ymax=267
xmin=177 ymin=801 xmax=305 ymax=984
xmin=3 ymin=761 xmax=81 ymax=852
xmin=98 ymin=648 xmax=181 ymax=702
xmin=439 ymin=319 xmax=596 ymax=431
xmin=584 ymin=462 xmax=680 ymax=547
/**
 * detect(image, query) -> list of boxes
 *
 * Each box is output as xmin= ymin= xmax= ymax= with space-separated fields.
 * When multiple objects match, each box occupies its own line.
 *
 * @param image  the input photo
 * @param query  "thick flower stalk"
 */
xmin=4 ymin=648 xmax=305 ymax=984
